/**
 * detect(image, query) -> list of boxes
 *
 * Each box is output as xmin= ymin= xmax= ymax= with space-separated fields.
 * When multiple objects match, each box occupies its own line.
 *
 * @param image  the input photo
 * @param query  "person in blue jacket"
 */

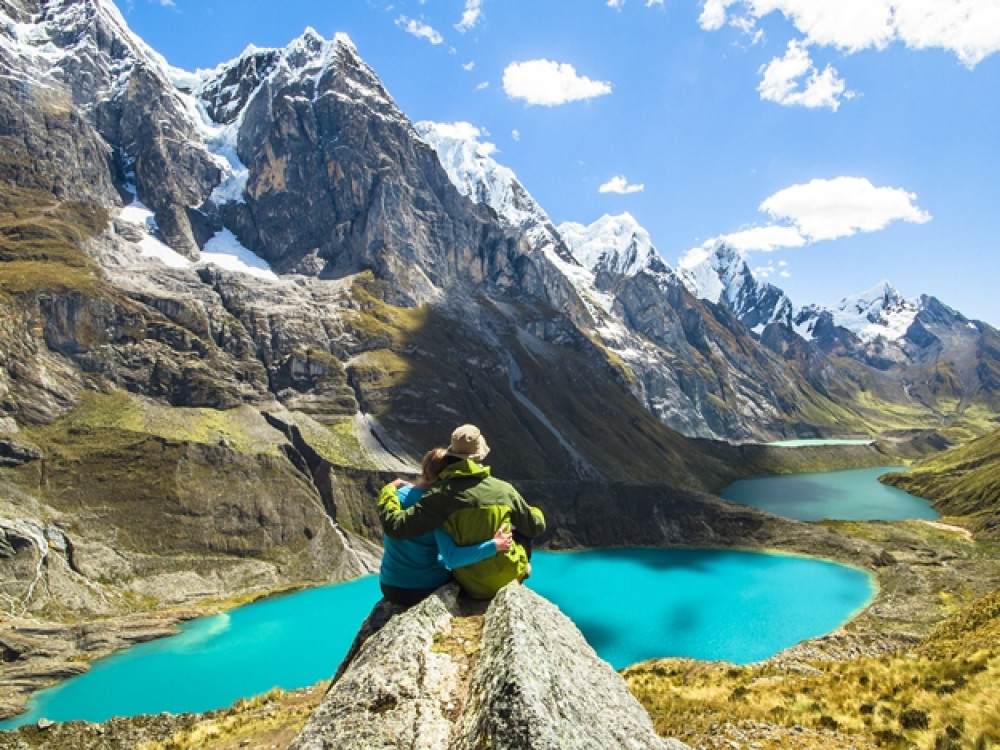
xmin=379 ymin=447 xmax=512 ymax=606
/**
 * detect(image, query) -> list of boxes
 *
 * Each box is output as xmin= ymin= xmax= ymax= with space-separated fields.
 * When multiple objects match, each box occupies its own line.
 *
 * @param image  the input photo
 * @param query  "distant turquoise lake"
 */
xmin=0 ymin=548 xmax=874 ymax=729
xmin=766 ymin=438 xmax=873 ymax=447
xmin=721 ymin=466 xmax=937 ymax=522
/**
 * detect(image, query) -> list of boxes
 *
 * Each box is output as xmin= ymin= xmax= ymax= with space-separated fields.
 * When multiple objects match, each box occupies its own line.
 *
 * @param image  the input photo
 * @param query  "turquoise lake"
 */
xmin=3 ymin=465 xmax=922 ymax=730
xmin=721 ymin=466 xmax=938 ymax=522
xmin=0 ymin=548 xmax=875 ymax=729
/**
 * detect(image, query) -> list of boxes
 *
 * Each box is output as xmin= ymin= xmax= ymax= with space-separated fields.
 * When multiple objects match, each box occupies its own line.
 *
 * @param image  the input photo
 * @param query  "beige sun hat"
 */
xmin=444 ymin=423 xmax=490 ymax=461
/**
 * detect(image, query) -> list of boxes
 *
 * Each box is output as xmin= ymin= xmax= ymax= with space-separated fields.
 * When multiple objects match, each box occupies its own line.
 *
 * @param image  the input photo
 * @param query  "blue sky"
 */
xmin=120 ymin=0 xmax=1000 ymax=326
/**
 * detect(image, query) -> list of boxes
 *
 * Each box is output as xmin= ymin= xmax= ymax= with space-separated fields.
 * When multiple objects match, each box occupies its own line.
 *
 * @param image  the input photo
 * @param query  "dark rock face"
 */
xmin=2 ymin=0 xmax=220 ymax=254
xmin=290 ymin=583 xmax=689 ymax=750
xmin=217 ymin=34 xmax=526 ymax=304
xmin=0 ymin=439 xmax=41 ymax=467
xmin=107 ymin=63 xmax=220 ymax=257
xmin=0 ymin=8 xmax=117 ymax=205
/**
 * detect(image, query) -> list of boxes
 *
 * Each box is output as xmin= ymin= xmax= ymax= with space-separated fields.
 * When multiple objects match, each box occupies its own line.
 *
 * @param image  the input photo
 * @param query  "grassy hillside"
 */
xmin=625 ymin=587 xmax=1000 ymax=750
xmin=880 ymin=428 xmax=1000 ymax=537
xmin=0 ymin=183 xmax=108 ymax=298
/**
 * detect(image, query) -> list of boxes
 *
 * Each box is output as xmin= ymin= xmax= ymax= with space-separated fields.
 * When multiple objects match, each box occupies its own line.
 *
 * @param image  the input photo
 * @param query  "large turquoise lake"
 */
xmin=722 ymin=466 xmax=937 ymax=522
xmin=0 ymin=548 xmax=874 ymax=729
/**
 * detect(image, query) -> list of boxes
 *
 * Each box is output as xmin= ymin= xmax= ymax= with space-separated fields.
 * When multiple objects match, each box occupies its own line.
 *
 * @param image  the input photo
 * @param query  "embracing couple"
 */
xmin=377 ymin=424 xmax=546 ymax=606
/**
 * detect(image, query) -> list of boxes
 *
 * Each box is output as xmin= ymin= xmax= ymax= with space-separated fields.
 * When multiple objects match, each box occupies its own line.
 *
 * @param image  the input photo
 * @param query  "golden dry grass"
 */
xmin=625 ymin=588 xmax=1000 ymax=750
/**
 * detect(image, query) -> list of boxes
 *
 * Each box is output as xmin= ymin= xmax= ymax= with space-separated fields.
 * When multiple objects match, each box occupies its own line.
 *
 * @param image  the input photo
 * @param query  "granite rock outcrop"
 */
xmin=290 ymin=583 xmax=690 ymax=750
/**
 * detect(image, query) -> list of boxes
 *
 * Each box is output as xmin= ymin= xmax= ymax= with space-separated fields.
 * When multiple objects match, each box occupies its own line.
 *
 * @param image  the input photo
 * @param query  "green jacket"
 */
xmin=378 ymin=459 xmax=546 ymax=599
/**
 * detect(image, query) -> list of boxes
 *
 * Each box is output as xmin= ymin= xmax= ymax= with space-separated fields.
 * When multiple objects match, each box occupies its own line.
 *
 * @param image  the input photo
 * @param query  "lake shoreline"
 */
xmin=2 ymin=511 xmax=998 ymax=743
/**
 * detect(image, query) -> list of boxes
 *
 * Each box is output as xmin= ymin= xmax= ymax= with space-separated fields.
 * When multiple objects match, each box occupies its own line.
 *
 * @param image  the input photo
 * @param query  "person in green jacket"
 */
xmin=379 ymin=447 xmax=513 ymax=607
xmin=378 ymin=424 xmax=546 ymax=600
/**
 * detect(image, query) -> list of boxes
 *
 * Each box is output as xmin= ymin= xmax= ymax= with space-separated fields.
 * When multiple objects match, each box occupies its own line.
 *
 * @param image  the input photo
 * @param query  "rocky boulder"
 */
xmin=290 ymin=583 xmax=689 ymax=750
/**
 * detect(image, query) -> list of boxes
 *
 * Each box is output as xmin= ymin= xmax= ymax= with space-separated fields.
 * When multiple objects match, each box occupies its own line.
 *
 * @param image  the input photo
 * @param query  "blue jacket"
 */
xmin=379 ymin=485 xmax=498 ymax=590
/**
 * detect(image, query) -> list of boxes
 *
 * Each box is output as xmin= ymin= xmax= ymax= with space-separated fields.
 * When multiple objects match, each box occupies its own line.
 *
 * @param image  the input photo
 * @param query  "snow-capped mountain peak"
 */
xmin=415 ymin=119 xmax=580 ymax=275
xmin=677 ymin=241 xmax=738 ymax=305
xmin=1 ymin=0 xmax=177 ymax=107
xmin=676 ymin=240 xmax=794 ymax=332
xmin=558 ymin=213 xmax=667 ymax=281
xmin=415 ymin=120 xmax=551 ymax=232
xmin=829 ymin=281 xmax=919 ymax=342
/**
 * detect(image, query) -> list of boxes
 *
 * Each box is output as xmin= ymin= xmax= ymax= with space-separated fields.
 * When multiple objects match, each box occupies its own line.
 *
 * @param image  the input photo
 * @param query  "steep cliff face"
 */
xmin=290 ymin=583 xmax=690 ymax=750
xmin=1 ymin=0 xmax=220 ymax=254
xmin=206 ymin=30 xmax=577 ymax=319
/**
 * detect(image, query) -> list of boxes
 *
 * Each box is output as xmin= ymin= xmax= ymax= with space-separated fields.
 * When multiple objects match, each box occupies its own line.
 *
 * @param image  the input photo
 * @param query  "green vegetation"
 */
xmin=284 ymin=412 xmax=376 ymax=469
xmin=625 ymin=588 xmax=1000 ymax=750
xmin=20 ymin=389 xmax=287 ymax=456
xmin=881 ymin=428 xmax=1000 ymax=536
xmin=0 ymin=183 xmax=108 ymax=298
xmin=346 ymin=273 xmax=430 ymax=347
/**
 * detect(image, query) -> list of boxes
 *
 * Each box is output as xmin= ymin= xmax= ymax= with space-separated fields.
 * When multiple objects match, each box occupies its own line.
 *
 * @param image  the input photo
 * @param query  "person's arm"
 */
xmin=435 ymin=523 xmax=512 ymax=569
xmin=434 ymin=529 xmax=497 ymax=570
xmin=377 ymin=482 xmax=448 ymax=539
xmin=507 ymin=487 xmax=546 ymax=538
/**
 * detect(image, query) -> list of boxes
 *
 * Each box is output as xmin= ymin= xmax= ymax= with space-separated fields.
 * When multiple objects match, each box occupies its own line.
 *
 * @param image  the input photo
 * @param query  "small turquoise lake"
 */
xmin=0 ymin=549 xmax=874 ymax=729
xmin=721 ymin=466 xmax=937 ymax=522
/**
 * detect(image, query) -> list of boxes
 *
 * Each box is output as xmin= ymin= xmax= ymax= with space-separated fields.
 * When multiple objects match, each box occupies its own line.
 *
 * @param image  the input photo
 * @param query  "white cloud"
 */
xmin=707 ymin=0 xmax=1000 ymax=68
xmin=608 ymin=0 xmax=626 ymax=9
xmin=395 ymin=16 xmax=444 ymax=45
xmin=463 ymin=61 xmax=475 ymax=71
xmin=716 ymin=224 xmax=807 ymax=251
xmin=647 ymin=0 xmax=665 ymax=6
xmin=476 ymin=80 xmax=489 ymax=90
xmin=456 ymin=0 xmax=483 ymax=33
xmin=699 ymin=0 xmax=739 ymax=31
xmin=433 ymin=121 xmax=483 ymax=141
xmin=760 ymin=176 xmax=932 ymax=242
xmin=758 ymin=40 xmax=852 ymax=110
xmin=754 ymin=262 xmax=776 ymax=278
xmin=599 ymin=175 xmax=645 ymax=194
xmin=511 ymin=130 xmax=521 ymax=141
xmin=893 ymin=1 xmax=1000 ymax=66
xmin=752 ymin=259 xmax=793 ymax=279
xmin=684 ymin=176 xmax=930 ymax=262
xmin=503 ymin=59 xmax=612 ymax=106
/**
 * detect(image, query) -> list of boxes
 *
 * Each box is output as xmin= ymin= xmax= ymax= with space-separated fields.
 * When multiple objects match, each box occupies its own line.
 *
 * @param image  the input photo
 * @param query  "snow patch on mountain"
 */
xmin=118 ymin=200 xmax=277 ymax=280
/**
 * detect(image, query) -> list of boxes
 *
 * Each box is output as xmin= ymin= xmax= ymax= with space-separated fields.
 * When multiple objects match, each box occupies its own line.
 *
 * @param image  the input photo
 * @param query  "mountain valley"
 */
xmin=1 ymin=0 xmax=999 ymax=746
